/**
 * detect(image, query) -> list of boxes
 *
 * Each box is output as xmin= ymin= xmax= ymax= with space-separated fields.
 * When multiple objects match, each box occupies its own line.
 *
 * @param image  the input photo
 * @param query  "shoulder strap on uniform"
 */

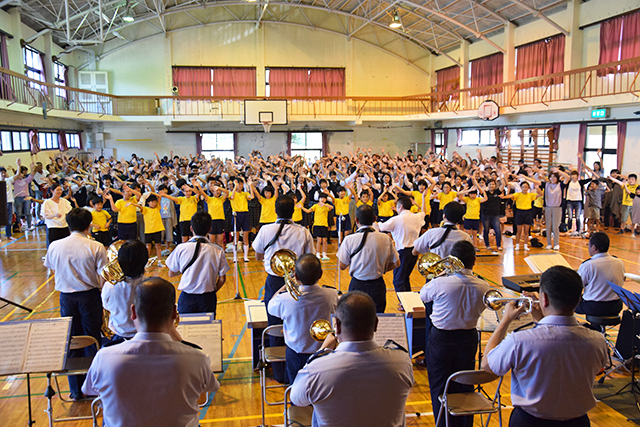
xmin=580 ymin=257 xmax=592 ymax=266
xmin=383 ymin=339 xmax=408 ymax=353
xmin=182 ymin=238 xmax=208 ymax=274
xmin=306 ymin=348 xmax=334 ymax=364
xmin=263 ymin=219 xmax=293 ymax=252
xmin=429 ymin=224 xmax=455 ymax=250
xmin=349 ymin=227 xmax=375 ymax=259
xmin=181 ymin=340 xmax=203 ymax=350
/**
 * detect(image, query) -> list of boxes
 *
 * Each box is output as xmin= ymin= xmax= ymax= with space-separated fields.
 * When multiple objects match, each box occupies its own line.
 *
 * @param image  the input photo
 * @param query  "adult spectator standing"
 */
xmin=0 ymin=166 xmax=17 ymax=242
xmin=42 ymin=183 xmax=73 ymax=247
xmin=12 ymin=160 xmax=36 ymax=231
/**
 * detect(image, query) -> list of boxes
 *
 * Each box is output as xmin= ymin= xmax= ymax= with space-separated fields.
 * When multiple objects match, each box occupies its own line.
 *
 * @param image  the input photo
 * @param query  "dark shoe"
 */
xmin=617 ymin=230 xmax=624 ymax=235
xmin=69 ymin=392 xmax=85 ymax=402
xmin=625 ymin=228 xmax=633 ymax=233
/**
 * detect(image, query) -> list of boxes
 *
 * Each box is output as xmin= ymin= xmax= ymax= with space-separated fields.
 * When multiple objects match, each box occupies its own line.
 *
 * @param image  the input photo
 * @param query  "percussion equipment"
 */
xmin=483 ymin=289 xmax=539 ymax=315
xmin=310 ymin=319 xmax=335 ymax=342
xmin=417 ymin=253 xmax=465 ymax=279
xmin=270 ymin=248 xmax=301 ymax=301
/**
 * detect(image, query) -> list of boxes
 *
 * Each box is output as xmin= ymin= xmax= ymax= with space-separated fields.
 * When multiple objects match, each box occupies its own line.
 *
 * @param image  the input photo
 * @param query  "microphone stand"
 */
xmin=221 ymin=211 xmax=249 ymax=303
xmin=336 ymin=214 xmax=343 ymax=295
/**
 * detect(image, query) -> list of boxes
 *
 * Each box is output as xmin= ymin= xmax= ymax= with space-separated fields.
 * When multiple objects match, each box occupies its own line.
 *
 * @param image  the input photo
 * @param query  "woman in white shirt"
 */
xmin=43 ymin=183 xmax=73 ymax=247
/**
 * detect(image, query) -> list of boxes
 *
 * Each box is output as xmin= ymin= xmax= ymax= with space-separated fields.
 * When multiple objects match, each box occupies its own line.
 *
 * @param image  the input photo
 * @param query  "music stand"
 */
xmin=600 ymin=282 xmax=640 ymax=419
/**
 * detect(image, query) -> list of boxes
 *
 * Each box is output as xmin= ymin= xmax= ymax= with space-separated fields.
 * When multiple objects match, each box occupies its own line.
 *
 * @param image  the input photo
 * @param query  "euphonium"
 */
xmin=417 ymin=253 xmax=465 ymax=279
xmin=270 ymin=248 xmax=301 ymax=301
xmin=310 ymin=319 xmax=335 ymax=342
xmin=482 ymin=289 xmax=538 ymax=315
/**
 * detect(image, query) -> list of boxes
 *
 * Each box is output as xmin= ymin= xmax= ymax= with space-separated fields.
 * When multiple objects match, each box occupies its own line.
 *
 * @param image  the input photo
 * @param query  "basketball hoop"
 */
xmin=261 ymin=121 xmax=272 ymax=133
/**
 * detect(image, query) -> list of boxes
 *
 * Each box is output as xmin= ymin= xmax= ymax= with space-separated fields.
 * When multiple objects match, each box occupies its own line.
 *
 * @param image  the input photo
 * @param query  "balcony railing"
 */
xmin=1 ymin=57 xmax=638 ymax=119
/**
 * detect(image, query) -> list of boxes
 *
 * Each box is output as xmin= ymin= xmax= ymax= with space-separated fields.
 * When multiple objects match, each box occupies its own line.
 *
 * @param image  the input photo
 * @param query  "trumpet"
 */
xmin=417 ymin=253 xmax=465 ymax=279
xmin=483 ymin=289 xmax=539 ymax=315
xmin=310 ymin=319 xmax=335 ymax=342
xmin=270 ymin=248 xmax=301 ymax=301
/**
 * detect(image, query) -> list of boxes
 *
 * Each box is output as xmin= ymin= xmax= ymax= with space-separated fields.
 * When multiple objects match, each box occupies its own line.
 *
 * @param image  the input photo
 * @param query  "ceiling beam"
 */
xmin=508 ymin=0 xmax=568 ymax=36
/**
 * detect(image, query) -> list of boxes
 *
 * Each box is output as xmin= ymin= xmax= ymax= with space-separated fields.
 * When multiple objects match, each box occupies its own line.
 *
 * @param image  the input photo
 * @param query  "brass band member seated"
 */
xmin=419 ymin=240 xmax=490 ymax=427
xmin=290 ymin=291 xmax=413 ymax=427
xmin=336 ymin=204 xmax=400 ymax=313
xmin=267 ymin=254 xmax=338 ymax=383
xmin=83 ymin=277 xmax=220 ymax=427
xmin=102 ymin=240 xmax=149 ymax=342
xmin=483 ymin=266 xmax=608 ymax=427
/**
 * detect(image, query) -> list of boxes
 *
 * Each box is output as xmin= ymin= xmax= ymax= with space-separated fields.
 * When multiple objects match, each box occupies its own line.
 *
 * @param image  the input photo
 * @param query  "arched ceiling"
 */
xmin=4 ymin=0 xmax=567 ymax=73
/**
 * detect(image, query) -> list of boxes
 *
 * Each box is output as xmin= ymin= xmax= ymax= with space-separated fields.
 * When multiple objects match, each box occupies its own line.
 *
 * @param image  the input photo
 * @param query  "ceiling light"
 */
xmin=245 ymin=0 xmax=258 ymax=2
xmin=389 ymin=9 xmax=402 ymax=29
xmin=123 ymin=1 xmax=135 ymax=22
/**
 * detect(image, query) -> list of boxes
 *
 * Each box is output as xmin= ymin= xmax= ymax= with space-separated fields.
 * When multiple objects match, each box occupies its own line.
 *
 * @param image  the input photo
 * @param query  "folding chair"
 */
xmin=588 ymin=314 xmax=632 ymax=383
xmin=283 ymin=386 xmax=313 ymax=427
xmin=45 ymin=335 xmax=100 ymax=427
xmin=259 ymin=325 xmax=288 ymax=426
xmin=435 ymin=370 xmax=503 ymax=427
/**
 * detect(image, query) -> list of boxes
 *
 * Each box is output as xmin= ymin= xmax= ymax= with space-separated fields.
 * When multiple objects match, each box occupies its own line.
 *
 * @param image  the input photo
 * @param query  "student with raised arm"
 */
xmin=152 ymin=179 xmax=199 ymax=243
xmin=250 ymin=179 xmax=277 ymax=227
xmin=229 ymin=177 xmax=254 ymax=262
xmin=500 ymin=177 xmax=542 ymax=251
xmin=301 ymin=192 xmax=334 ymax=260
xmin=104 ymin=184 xmax=139 ymax=241
xmin=456 ymin=176 xmax=488 ymax=250
xmin=609 ymin=173 xmax=638 ymax=234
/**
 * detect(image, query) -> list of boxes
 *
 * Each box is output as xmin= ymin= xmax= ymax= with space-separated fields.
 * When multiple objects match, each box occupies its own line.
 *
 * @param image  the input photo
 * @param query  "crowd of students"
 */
xmin=1 ymin=147 xmax=638 ymax=254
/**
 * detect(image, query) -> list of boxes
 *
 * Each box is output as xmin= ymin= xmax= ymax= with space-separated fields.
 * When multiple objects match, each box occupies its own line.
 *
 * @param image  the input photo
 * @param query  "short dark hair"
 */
xmin=295 ymin=253 xmax=322 ymax=286
xmin=275 ymin=195 xmax=295 ymax=219
xmin=589 ymin=232 xmax=610 ymax=253
xmin=450 ymin=240 xmax=475 ymax=269
xmin=118 ymin=240 xmax=149 ymax=279
xmin=67 ymin=208 xmax=93 ymax=232
xmin=191 ymin=211 xmax=212 ymax=236
xmin=176 ymin=178 xmax=187 ymax=188
xmin=335 ymin=291 xmax=377 ymax=337
xmin=135 ymin=277 xmax=175 ymax=325
xmin=355 ymin=204 xmax=374 ymax=226
xmin=397 ymin=196 xmax=412 ymax=210
xmin=157 ymin=184 xmax=168 ymax=192
xmin=539 ymin=266 xmax=583 ymax=312
xmin=146 ymin=194 xmax=158 ymax=203
xmin=417 ymin=179 xmax=427 ymax=188
xmin=263 ymin=185 xmax=275 ymax=197
xmin=443 ymin=201 xmax=465 ymax=223
xmin=630 ymin=174 xmax=637 ymax=180
xmin=91 ymin=196 xmax=103 ymax=206
xmin=318 ymin=192 xmax=328 ymax=200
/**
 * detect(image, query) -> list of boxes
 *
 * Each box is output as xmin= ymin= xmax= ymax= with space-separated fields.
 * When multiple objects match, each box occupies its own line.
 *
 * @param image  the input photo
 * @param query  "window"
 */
xmin=67 ymin=133 xmax=80 ymax=149
xmin=434 ymin=131 xmax=445 ymax=150
xmin=511 ymin=129 xmax=550 ymax=147
xmin=0 ymin=131 xmax=30 ymax=152
xmin=37 ymin=132 xmax=59 ymax=150
xmin=23 ymin=45 xmax=45 ymax=86
xmin=585 ymin=124 xmax=617 ymax=174
xmin=291 ymin=132 xmax=323 ymax=160
xmin=54 ymin=62 xmax=68 ymax=98
xmin=0 ymin=130 xmax=76 ymax=153
xmin=201 ymin=133 xmax=234 ymax=160
xmin=459 ymin=129 xmax=496 ymax=146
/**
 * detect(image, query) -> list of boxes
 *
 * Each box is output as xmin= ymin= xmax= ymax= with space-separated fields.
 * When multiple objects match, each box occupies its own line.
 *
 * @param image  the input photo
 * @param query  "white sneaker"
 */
xmin=157 ymin=261 xmax=165 ymax=268
xmin=321 ymin=255 xmax=330 ymax=261
xmin=515 ymin=244 xmax=520 ymax=250
xmin=545 ymin=245 xmax=552 ymax=250
xmin=553 ymin=245 xmax=560 ymax=250
xmin=316 ymin=252 xmax=321 ymax=258
xmin=524 ymin=244 xmax=530 ymax=251
xmin=28 ymin=226 xmax=36 ymax=231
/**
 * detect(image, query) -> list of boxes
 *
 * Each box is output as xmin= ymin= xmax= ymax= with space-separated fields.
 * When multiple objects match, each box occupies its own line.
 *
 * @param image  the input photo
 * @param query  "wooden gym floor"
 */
xmin=1 ymin=227 xmax=640 ymax=426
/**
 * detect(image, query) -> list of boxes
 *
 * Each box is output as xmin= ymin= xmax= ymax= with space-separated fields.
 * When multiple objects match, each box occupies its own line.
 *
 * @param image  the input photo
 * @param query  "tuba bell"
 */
xmin=417 ymin=253 xmax=465 ymax=279
xmin=270 ymin=248 xmax=301 ymax=301
xmin=482 ymin=289 xmax=537 ymax=315
xmin=309 ymin=319 xmax=335 ymax=342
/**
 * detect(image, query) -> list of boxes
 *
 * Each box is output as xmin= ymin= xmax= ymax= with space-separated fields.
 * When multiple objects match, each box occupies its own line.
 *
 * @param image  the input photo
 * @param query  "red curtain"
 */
xmin=77 ymin=132 xmax=83 ymax=151
xmin=442 ymin=129 xmax=449 ymax=157
xmin=621 ymin=11 xmax=640 ymax=73
xmin=269 ymin=68 xmax=309 ymax=98
xmin=470 ymin=53 xmax=504 ymax=96
xmin=309 ymin=69 xmax=345 ymax=97
xmin=430 ymin=129 xmax=436 ymax=152
xmin=172 ymin=67 xmax=212 ymax=97
xmin=577 ymin=123 xmax=587 ymax=174
xmin=598 ymin=15 xmax=624 ymax=76
xmin=28 ymin=130 xmax=40 ymax=155
xmin=58 ymin=131 xmax=68 ymax=152
xmin=212 ymin=67 xmax=255 ymax=97
xmin=195 ymin=132 xmax=202 ymax=155
xmin=322 ymin=132 xmax=329 ymax=157
xmin=516 ymin=34 xmax=565 ymax=88
xmin=617 ymin=121 xmax=627 ymax=171
xmin=436 ymin=66 xmax=460 ymax=102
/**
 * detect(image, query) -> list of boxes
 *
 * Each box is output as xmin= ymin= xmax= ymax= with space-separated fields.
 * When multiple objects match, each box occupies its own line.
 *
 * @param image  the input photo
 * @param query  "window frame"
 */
xmin=23 ymin=45 xmax=45 ymax=85
xmin=0 ymin=129 xmax=79 ymax=153
xmin=584 ymin=123 xmax=617 ymax=174
xmin=459 ymin=129 xmax=497 ymax=147
xmin=200 ymin=132 xmax=236 ymax=161
xmin=54 ymin=61 xmax=68 ymax=99
xmin=290 ymin=132 xmax=324 ymax=161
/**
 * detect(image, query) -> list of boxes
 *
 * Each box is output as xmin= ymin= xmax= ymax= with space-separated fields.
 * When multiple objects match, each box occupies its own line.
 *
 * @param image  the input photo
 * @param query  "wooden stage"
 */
xmin=1 ymin=227 xmax=640 ymax=426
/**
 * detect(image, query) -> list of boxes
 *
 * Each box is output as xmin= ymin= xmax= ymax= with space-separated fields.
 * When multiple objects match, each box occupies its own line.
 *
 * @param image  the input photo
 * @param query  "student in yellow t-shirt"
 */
xmin=457 ymin=183 xmax=488 ymax=249
xmin=611 ymin=174 xmax=638 ymax=233
xmin=250 ymin=181 xmax=277 ymax=227
xmin=302 ymin=193 xmax=334 ymax=261
xmin=229 ymin=177 xmax=255 ymax=262
xmin=393 ymin=175 xmax=436 ymax=217
xmin=434 ymin=182 xmax=458 ymax=223
xmin=292 ymin=187 xmax=307 ymax=225
xmin=132 ymin=194 xmax=165 ymax=267
xmin=90 ymin=196 xmax=111 ymax=247
xmin=156 ymin=178 xmax=199 ymax=243
xmin=355 ymin=186 xmax=374 ymax=208
xmin=377 ymin=187 xmax=397 ymax=222
xmin=192 ymin=178 xmax=229 ymax=247
xmin=330 ymin=184 xmax=354 ymax=240
xmin=501 ymin=180 xmax=542 ymax=251
xmin=104 ymin=184 xmax=138 ymax=241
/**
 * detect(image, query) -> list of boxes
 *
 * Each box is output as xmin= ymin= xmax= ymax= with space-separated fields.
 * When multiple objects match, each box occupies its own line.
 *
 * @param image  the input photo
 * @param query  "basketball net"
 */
xmin=261 ymin=121 xmax=272 ymax=133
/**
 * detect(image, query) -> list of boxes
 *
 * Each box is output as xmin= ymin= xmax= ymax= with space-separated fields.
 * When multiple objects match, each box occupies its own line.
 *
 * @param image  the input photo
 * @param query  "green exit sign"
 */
xmin=591 ymin=108 xmax=609 ymax=119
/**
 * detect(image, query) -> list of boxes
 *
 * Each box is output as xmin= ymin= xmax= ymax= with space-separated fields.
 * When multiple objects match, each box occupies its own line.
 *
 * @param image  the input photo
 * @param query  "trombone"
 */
xmin=417 ymin=253 xmax=465 ymax=280
xmin=309 ymin=319 xmax=335 ymax=342
xmin=270 ymin=248 xmax=302 ymax=301
xmin=483 ymin=289 xmax=539 ymax=315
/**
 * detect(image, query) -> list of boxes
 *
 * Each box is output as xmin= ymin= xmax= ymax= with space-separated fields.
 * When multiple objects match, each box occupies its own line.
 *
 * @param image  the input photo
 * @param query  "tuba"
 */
xmin=482 ymin=289 xmax=538 ymax=315
xmin=100 ymin=240 xmax=158 ymax=339
xmin=309 ymin=319 xmax=335 ymax=342
xmin=417 ymin=253 xmax=465 ymax=279
xmin=270 ymin=249 xmax=301 ymax=300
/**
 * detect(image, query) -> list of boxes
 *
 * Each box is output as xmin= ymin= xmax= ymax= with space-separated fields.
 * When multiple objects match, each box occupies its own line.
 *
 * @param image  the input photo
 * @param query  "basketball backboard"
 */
xmin=244 ymin=100 xmax=288 ymax=125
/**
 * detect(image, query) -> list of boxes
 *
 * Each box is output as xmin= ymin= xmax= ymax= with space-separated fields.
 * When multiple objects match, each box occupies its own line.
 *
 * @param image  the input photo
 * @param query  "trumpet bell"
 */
xmin=310 ymin=319 xmax=334 ymax=342
xmin=483 ymin=289 xmax=505 ymax=311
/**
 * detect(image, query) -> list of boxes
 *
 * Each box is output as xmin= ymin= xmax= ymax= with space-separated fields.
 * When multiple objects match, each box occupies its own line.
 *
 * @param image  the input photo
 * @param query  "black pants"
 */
xmin=510 ymin=407 xmax=590 ymax=427
xmin=47 ymin=227 xmax=70 ymax=248
xmin=285 ymin=345 xmax=312 ymax=385
xmin=92 ymin=230 xmax=110 ymax=247
xmin=427 ymin=327 xmax=478 ymax=427
xmin=177 ymin=290 xmax=217 ymax=317
xmin=117 ymin=222 xmax=138 ymax=240
xmin=264 ymin=274 xmax=286 ymax=383
xmin=393 ymin=248 xmax=418 ymax=293
xmin=349 ymin=277 xmax=387 ymax=313
xmin=574 ymin=298 xmax=623 ymax=317
xmin=59 ymin=289 xmax=102 ymax=399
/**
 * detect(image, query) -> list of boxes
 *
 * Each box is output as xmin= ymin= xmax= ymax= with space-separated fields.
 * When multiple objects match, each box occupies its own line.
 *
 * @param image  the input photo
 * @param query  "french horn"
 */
xmin=270 ymin=248 xmax=301 ymax=301
xmin=309 ymin=319 xmax=335 ymax=342
xmin=417 ymin=253 xmax=465 ymax=280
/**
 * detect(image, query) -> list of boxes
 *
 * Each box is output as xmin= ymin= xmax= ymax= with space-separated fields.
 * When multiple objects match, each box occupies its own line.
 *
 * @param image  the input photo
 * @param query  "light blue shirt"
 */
xmin=419 ymin=270 xmax=490 ymax=330
xmin=336 ymin=227 xmax=399 ymax=280
xmin=290 ymin=340 xmax=413 ymax=427
xmin=487 ymin=315 xmax=607 ymax=420
xmin=577 ymin=252 xmax=625 ymax=302
xmin=102 ymin=276 xmax=143 ymax=338
xmin=252 ymin=221 xmax=315 ymax=276
xmin=413 ymin=222 xmax=472 ymax=258
xmin=267 ymin=284 xmax=338 ymax=354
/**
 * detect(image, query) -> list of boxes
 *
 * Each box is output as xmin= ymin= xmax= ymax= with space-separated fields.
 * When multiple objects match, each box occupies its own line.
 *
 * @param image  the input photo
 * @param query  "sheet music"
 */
xmin=22 ymin=320 xmax=70 ymax=373
xmin=477 ymin=308 xmax=534 ymax=333
xmin=247 ymin=305 xmax=268 ymax=324
xmin=525 ymin=254 xmax=572 ymax=274
xmin=177 ymin=318 xmax=223 ymax=373
xmin=374 ymin=314 xmax=409 ymax=352
xmin=0 ymin=323 xmax=30 ymax=376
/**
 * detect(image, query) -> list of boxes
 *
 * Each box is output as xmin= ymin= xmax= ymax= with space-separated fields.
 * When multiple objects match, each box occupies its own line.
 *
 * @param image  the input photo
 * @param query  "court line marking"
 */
xmin=24 ymin=290 xmax=57 ymax=320
xmin=560 ymin=241 xmax=640 ymax=267
xmin=0 ymin=276 xmax=54 ymax=322
xmin=0 ymin=235 xmax=25 ymax=250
